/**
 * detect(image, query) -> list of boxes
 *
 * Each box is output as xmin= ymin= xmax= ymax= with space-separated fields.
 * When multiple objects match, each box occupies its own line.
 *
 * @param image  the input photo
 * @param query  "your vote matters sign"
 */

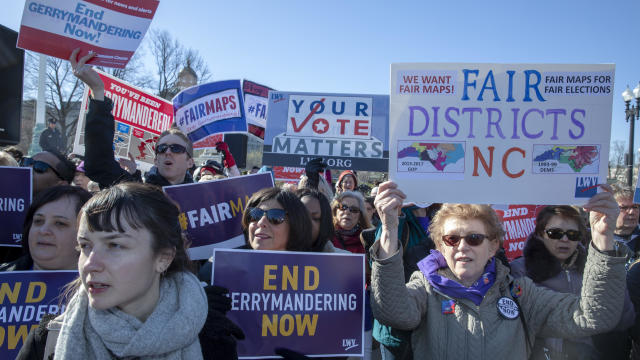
xmin=263 ymin=92 xmax=389 ymax=171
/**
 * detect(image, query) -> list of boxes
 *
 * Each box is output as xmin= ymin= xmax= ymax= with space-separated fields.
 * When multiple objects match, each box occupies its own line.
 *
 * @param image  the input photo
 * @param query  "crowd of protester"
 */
xmin=0 ymin=48 xmax=638 ymax=360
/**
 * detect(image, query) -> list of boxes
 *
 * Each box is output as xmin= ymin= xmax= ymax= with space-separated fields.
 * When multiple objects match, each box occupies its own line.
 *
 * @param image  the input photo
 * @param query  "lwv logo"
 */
xmin=574 ymin=176 xmax=599 ymax=198
xmin=342 ymin=338 xmax=358 ymax=351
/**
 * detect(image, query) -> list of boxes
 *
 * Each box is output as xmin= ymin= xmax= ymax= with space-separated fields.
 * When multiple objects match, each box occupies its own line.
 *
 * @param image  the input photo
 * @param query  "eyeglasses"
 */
xmin=338 ymin=204 xmax=361 ymax=214
xmin=442 ymin=233 xmax=488 ymax=247
xmin=248 ymin=207 xmax=287 ymax=225
xmin=21 ymin=158 xmax=63 ymax=179
xmin=155 ymin=143 xmax=189 ymax=156
xmin=544 ymin=228 xmax=581 ymax=241
xmin=620 ymin=205 xmax=640 ymax=212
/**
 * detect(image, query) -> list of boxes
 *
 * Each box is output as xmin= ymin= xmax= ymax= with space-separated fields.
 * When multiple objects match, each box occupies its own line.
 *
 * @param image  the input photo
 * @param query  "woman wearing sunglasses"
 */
xmin=242 ymin=187 xmax=313 ymax=252
xmin=331 ymin=191 xmax=372 ymax=254
xmin=69 ymin=49 xmax=195 ymax=189
xmin=510 ymin=206 xmax=635 ymax=360
xmin=370 ymin=181 xmax=627 ymax=359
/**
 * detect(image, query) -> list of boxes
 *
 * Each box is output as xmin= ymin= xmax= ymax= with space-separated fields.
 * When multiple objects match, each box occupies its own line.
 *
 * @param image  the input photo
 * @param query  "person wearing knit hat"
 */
xmin=336 ymin=170 xmax=358 ymax=194
xmin=73 ymin=161 xmax=90 ymax=190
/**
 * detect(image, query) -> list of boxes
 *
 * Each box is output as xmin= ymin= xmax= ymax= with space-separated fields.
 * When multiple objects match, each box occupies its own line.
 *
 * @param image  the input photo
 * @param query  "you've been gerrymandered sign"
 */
xmin=389 ymin=63 xmax=615 ymax=205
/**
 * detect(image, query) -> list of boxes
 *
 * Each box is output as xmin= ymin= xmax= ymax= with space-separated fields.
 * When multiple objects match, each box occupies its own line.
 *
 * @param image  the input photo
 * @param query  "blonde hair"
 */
xmin=611 ymin=182 xmax=635 ymax=202
xmin=429 ymin=204 xmax=504 ymax=253
xmin=0 ymin=151 xmax=18 ymax=166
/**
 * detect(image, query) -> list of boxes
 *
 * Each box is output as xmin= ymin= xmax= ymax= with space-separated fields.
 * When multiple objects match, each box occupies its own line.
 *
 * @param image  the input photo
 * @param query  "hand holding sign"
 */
xmin=70 ymin=48 xmax=104 ymax=101
xmin=374 ymin=181 xmax=406 ymax=258
xmin=583 ymin=184 xmax=618 ymax=251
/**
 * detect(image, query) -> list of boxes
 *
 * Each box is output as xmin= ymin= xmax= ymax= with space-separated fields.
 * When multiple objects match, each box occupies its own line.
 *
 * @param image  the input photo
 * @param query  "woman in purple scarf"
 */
xmin=369 ymin=181 xmax=627 ymax=359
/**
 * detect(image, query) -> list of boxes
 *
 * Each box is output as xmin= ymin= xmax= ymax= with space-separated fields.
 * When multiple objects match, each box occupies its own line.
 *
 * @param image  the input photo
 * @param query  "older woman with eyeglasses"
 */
xmin=370 ymin=181 xmax=627 ymax=359
xmin=510 ymin=205 xmax=635 ymax=360
xmin=331 ymin=191 xmax=372 ymax=254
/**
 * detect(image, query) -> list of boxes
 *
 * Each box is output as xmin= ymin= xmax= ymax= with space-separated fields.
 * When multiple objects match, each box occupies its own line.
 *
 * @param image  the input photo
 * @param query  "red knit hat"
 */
xmin=338 ymin=170 xmax=358 ymax=189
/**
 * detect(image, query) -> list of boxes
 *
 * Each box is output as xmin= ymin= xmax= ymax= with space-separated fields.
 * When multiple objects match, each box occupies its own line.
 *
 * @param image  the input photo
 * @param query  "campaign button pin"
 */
xmin=441 ymin=299 xmax=455 ymax=314
xmin=497 ymin=297 xmax=519 ymax=319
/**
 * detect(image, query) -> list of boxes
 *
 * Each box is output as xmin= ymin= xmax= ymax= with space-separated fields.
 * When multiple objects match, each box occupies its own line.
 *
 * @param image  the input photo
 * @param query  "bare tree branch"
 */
xmin=147 ymin=29 xmax=211 ymax=99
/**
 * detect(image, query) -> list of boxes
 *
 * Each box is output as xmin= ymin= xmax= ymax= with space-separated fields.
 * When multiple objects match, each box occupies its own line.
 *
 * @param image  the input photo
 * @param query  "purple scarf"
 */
xmin=417 ymin=250 xmax=496 ymax=306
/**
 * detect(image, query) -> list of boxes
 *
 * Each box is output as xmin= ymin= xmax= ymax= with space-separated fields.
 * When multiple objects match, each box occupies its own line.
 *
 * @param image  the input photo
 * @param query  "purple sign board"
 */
xmin=0 ymin=167 xmax=32 ymax=247
xmin=1 ymin=270 xmax=78 ymax=358
xmin=212 ymin=249 xmax=365 ymax=358
xmin=163 ymin=173 xmax=274 ymax=260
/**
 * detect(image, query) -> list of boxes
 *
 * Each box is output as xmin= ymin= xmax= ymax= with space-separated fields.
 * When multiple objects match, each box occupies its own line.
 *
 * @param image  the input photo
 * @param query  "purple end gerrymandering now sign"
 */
xmin=1 ymin=271 xmax=78 ymax=358
xmin=212 ymin=249 xmax=365 ymax=358
xmin=0 ymin=167 xmax=32 ymax=247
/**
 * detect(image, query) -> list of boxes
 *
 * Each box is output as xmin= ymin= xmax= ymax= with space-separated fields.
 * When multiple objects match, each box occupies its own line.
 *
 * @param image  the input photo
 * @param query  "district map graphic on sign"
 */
xmin=397 ymin=141 xmax=465 ymax=174
xmin=532 ymin=145 xmax=599 ymax=174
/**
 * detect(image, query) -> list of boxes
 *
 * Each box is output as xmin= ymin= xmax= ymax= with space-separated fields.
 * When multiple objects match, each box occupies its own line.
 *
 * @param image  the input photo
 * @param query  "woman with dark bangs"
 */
xmin=241 ymin=187 xmax=313 ymax=252
xmin=19 ymin=182 xmax=208 ymax=359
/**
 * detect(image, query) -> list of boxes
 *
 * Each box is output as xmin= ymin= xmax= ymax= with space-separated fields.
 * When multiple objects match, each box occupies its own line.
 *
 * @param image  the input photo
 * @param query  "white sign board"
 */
xmin=389 ymin=63 xmax=614 ymax=205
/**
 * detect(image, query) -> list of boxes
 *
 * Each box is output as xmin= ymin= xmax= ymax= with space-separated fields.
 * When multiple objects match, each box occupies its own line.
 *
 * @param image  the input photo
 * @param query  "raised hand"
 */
xmin=583 ymin=184 xmax=618 ymax=251
xmin=374 ymin=181 xmax=406 ymax=257
xmin=117 ymin=152 xmax=137 ymax=175
xmin=69 ymin=48 xmax=104 ymax=101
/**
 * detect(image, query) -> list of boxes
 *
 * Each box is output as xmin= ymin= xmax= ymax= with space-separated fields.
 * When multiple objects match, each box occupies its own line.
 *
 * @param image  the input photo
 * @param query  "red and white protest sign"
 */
xmin=18 ymin=0 xmax=158 ymax=68
xmin=272 ymin=166 xmax=305 ymax=183
xmin=73 ymin=69 xmax=173 ymax=171
xmin=492 ymin=204 xmax=547 ymax=261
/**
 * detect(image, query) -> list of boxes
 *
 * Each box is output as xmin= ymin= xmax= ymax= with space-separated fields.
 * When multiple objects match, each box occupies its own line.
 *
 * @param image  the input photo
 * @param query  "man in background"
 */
xmin=39 ymin=118 xmax=65 ymax=154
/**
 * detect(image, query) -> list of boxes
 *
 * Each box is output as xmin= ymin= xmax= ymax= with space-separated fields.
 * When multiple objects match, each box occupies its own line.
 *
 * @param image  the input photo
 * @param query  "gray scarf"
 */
xmin=54 ymin=272 xmax=207 ymax=360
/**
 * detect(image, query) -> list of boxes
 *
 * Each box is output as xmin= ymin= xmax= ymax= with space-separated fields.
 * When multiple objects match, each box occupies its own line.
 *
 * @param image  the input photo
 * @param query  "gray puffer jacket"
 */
xmin=370 ymin=241 xmax=627 ymax=360
xmin=510 ymin=235 xmax=635 ymax=360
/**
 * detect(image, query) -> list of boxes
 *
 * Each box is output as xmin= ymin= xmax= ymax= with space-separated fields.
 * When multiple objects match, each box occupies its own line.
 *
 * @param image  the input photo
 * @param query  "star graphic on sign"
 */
xmin=312 ymin=118 xmax=329 ymax=134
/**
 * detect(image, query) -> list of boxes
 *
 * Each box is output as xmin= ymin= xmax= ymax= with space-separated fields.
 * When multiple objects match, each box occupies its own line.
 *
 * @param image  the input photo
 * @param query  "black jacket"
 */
xmin=0 ymin=255 xmax=33 ymax=272
xmin=84 ymin=97 xmax=192 ymax=189
xmin=39 ymin=127 xmax=65 ymax=154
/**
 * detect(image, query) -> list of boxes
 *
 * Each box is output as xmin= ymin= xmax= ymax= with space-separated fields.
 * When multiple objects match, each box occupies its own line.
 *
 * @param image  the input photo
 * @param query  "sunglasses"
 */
xmin=155 ymin=143 xmax=189 ymax=156
xmin=544 ymin=228 xmax=581 ymax=241
xmin=248 ymin=207 xmax=287 ymax=225
xmin=442 ymin=233 xmax=488 ymax=247
xmin=338 ymin=204 xmax=361 ymax=214
xmin=21 ymin=158 xmax=63 ymax=179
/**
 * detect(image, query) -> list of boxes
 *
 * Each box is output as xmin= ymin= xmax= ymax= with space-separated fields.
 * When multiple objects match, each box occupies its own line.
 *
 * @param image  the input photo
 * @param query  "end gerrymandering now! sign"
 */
xmin=263 ymin=92 xmax=389 ymax=171
xmin=390 ymin=63 xmax=614 ymax=205
xmin=0 ymin=167 xmax=32 ymax=247
xmin=173 ymin=80 xmax=247 ymax=149
xmin=163 ymin=173 xmax=274 ymax=260
xmin=17 ymin=0 xmax=158 ymax=68
xmin=0 ymin=271 xmax=78 ymax=359
xmin=212 ymin=249 xmax=365 ymax=358
xmin=73 ymin=69 xmax=174 ymax=172
xmin=492 ymin=204 xmax=547 ymax=261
